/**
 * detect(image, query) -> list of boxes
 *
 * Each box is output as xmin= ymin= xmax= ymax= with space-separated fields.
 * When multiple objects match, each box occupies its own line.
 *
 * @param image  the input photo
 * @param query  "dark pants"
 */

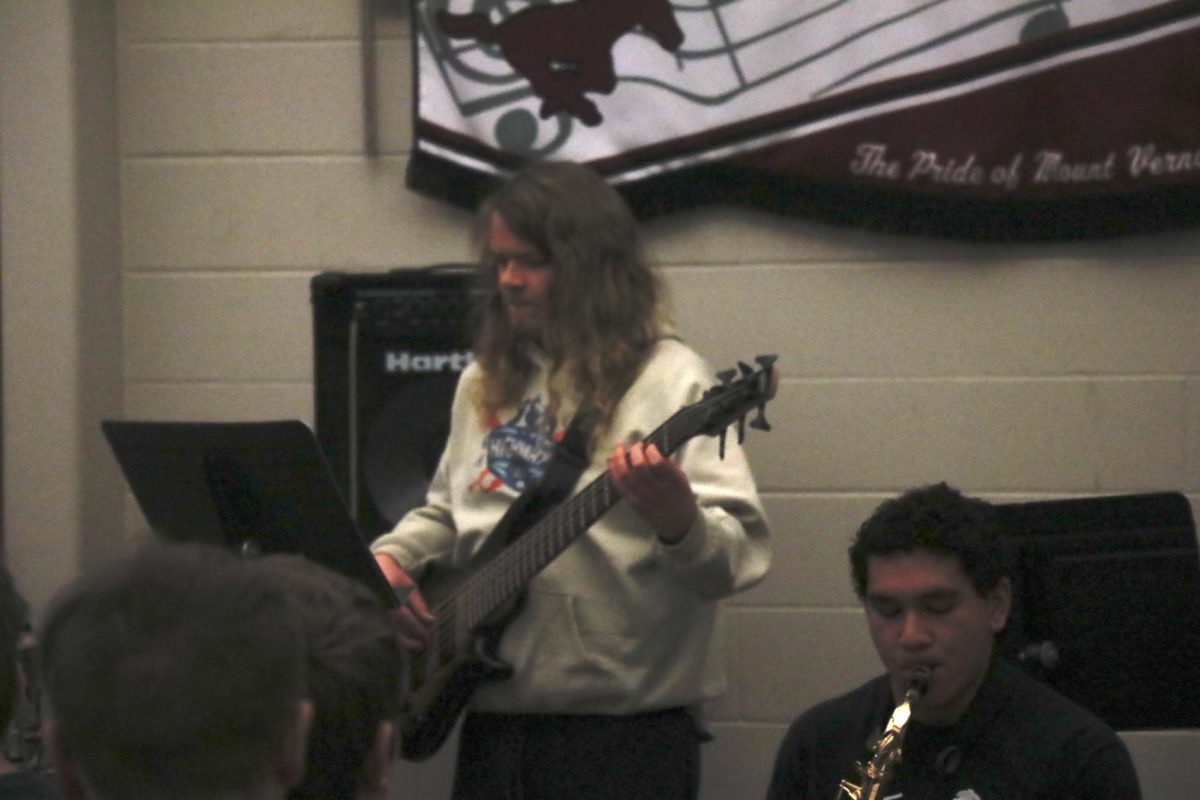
xmin=452 ymin=709 xmax=704 ymax=800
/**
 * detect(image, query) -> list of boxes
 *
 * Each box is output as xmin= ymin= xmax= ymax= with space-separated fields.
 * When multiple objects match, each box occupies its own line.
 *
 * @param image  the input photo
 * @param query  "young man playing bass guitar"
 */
xmin=372 ymin=160 xmax=772 ymax=800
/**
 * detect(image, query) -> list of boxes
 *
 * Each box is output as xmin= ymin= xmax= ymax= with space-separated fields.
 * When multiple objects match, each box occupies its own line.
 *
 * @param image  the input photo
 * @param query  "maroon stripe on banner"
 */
xmin=730 ymin=22 xmax=1200 ymax=201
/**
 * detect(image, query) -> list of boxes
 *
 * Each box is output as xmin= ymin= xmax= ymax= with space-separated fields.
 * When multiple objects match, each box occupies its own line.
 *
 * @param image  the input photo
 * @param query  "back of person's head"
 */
xmin=473 ymin=159 xmax=669 ymax=421
xmin=253 ymin=555 xmax=403 ymax=800
xmin=41 ymin=542 xmax=310 ymax=800
xmin=849 ymin=482 xmax=1010 ymax=597
xmin=0 ymin=561 xmax=31 ymax=734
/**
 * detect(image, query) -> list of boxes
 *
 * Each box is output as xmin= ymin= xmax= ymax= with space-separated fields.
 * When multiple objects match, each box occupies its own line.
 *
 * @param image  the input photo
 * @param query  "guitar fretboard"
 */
xmin=442 ymin=399 xmax=712 ymax=631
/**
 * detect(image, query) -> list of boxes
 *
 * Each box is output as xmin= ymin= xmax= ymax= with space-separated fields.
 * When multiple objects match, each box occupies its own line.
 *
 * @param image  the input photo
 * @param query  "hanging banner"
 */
xmin=405 ymin=0 xmax=1200 ymax=241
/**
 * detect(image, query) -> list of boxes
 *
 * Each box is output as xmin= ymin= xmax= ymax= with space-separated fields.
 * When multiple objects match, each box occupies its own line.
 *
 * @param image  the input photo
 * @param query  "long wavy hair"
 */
xmin=471 ymin=161 xmax=671 ymax=430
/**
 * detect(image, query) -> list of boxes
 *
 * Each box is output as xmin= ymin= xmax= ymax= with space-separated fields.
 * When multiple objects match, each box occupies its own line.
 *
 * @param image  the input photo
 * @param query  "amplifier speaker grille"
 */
xmin=311 ymin=266 xmax=480 ymax=541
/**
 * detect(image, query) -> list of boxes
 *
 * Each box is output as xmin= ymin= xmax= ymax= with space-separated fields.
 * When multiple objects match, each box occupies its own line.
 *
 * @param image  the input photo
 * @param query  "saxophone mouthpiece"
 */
xmin=907 ymin=665 xmax=931 ymax=697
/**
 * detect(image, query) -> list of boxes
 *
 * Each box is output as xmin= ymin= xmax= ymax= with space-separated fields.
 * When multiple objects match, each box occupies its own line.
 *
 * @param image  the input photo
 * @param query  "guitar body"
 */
xmin=397 ymin=627 xmax=511 ymax=761
xmin=392 ymin=355 xmax=778 ymax=761
xmin=396 ymin=560 xmax=525 ymax=761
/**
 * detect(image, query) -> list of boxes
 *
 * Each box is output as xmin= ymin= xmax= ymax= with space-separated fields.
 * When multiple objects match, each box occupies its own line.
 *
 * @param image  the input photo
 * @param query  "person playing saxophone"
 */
xmin=766 ymin=483 xmax=1141 ymax=800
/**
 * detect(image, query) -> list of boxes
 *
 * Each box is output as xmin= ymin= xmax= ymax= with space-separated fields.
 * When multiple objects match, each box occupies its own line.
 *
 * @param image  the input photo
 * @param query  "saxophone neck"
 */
xmin=833 ymin=667 xmax=932 ymax=800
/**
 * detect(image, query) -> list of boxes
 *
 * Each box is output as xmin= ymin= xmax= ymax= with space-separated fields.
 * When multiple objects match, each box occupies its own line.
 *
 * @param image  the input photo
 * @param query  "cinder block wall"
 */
xmin=6 ymin=2 xmax=1198 ymax=798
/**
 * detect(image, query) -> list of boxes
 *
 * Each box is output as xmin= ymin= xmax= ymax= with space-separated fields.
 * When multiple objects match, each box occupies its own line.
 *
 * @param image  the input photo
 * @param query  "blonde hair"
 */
xmin=471 ymin=161 xmax=671 ymax=430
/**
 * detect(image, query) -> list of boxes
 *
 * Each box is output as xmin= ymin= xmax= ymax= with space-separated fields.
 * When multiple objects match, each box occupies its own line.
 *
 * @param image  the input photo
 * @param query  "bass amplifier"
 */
xmin=311 ymin=266 xmax=481 ymax=542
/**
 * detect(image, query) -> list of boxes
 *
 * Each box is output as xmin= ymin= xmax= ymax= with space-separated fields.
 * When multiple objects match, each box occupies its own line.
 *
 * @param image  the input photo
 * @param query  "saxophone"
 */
xmin=835 ymin=666 xmax=931 ymax=800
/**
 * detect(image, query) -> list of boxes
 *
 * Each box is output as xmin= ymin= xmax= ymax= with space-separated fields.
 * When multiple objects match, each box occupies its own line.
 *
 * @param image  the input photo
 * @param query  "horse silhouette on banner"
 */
xmin=437 ymin=0 xmax=683 ymax=126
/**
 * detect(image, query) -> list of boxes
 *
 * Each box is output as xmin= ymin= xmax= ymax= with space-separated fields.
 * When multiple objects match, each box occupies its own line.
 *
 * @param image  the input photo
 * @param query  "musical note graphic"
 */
xmin=416 ymin=1 xmax=1185 ymax=164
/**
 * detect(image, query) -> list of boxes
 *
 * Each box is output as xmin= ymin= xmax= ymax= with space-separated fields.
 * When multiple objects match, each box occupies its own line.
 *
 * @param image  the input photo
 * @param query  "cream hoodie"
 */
xmin=371 ymin=338 xmax=772 ymax=714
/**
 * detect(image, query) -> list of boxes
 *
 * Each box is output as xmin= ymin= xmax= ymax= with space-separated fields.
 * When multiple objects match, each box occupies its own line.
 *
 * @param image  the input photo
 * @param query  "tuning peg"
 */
xmin=755 ymin=354 xmax=778 ymax=368
xmin=716 ymin=368 xmax=736 ymax=385
xmin=738 ymin=361 xmax=754 ymax=377
xmin=750 ymin=404 xmax=771 ymax=432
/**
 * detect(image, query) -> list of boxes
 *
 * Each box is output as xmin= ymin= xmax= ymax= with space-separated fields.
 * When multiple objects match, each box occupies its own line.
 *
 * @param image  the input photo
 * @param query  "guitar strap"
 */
xmin=482 ymin=408 xmax=598 ymax=557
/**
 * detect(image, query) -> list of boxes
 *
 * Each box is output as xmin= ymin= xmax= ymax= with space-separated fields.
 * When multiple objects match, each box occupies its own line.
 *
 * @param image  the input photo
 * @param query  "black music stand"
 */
xmin=997 ymin=491 xmax=1200 ymax=730
xmin=101 ymin=419 xmax=397 ymax=608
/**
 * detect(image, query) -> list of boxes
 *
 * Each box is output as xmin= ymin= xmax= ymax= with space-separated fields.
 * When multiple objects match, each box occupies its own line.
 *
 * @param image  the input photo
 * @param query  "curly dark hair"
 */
xmin=849 ymin=482 xmax=1010 ymax=597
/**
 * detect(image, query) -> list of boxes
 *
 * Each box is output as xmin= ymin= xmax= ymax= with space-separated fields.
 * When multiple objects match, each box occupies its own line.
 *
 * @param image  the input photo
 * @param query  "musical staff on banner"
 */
xmin=414 ymin=1 xmax=1165 ymax=161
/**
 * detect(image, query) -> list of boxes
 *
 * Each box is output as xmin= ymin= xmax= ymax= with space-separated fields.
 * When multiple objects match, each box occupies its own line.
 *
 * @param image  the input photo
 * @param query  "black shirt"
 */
xmin=0 ymin=768 xmax=58 ymax=800
xmin=766 ymin=660 xmax=1141 ymax=800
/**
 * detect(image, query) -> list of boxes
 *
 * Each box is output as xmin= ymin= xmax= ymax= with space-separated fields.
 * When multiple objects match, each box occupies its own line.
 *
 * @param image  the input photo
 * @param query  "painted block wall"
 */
xmin=3 ymin=2 xmax=1197 ymax=798
xmin=112 ymin=3 xmax=1200 ymax=798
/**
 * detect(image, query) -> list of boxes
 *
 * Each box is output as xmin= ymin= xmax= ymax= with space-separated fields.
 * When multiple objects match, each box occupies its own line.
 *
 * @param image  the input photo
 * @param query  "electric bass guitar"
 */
xmin=396 ymin=355 xmax=779 ymax=760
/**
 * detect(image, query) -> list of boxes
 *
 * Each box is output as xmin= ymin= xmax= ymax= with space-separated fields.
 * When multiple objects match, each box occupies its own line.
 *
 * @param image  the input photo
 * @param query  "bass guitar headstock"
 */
xmin=702 ymin=355 xmax=779 ymax=457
